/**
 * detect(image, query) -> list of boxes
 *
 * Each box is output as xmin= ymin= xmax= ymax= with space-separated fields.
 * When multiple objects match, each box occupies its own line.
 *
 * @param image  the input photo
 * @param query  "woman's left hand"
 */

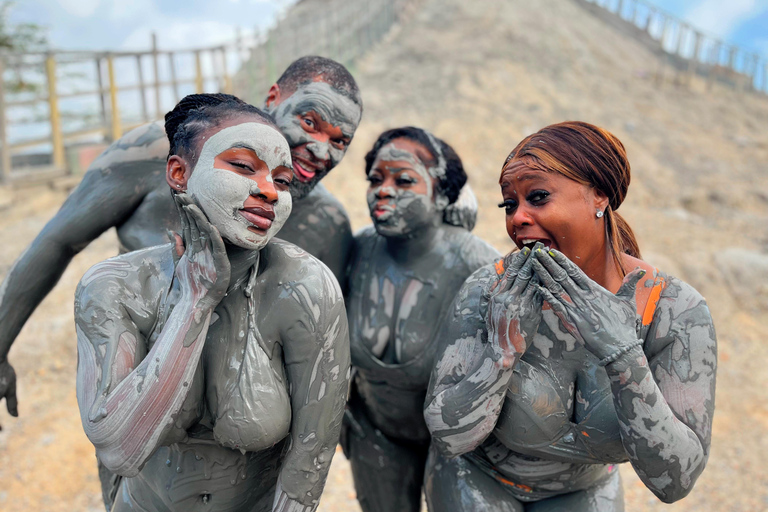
xmin=531 ymin=248 xmax=646 ymax=360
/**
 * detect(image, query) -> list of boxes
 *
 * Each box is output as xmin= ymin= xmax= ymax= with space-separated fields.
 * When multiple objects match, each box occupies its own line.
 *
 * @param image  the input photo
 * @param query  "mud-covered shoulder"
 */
xmin=75 ymin=244 xmax=175 ymax=339
xmin=449 ymin=262 xmax=500 ymax=335
xmin=293 ymin=183 xmax=351 ymax=231
xmin=260 ymin=238 xmax=343 ymax=306
xmin=644 ymin=273 xmax=716 ymax=360
xmin=88 ymin=121 xmax=168 ymax=172
xmin=451 ymin=228 xmax=502 ymax=273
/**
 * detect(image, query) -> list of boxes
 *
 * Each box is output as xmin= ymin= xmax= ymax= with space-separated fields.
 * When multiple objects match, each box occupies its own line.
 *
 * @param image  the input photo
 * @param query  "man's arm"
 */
xmin=273 ymin=260 xmax=350 ymax=512
xmin=0 ymin=122 xmax=167 ymax=418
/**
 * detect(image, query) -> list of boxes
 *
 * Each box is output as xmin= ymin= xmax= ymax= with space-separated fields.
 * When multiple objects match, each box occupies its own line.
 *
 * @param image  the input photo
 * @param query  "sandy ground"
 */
xmin=2 ymin=0 xmax=768 ymax=510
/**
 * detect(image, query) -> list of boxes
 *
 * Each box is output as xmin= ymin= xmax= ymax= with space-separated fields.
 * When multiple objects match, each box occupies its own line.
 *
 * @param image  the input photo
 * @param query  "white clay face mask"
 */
xmin=186 ymin=122 xmax=293 ymax=250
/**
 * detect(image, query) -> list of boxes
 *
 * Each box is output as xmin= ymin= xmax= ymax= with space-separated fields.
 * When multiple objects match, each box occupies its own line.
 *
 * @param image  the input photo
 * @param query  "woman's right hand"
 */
xmin=483 ymin=245 xmax=543 ymax=367
xmin=173 ymin=194 xmax=231 ymax=310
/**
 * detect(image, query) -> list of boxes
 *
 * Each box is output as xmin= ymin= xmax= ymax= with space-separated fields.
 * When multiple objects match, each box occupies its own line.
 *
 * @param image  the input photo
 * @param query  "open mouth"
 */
xmin=293 ymin=160 xmax=317 ymax=183
xmin=518 ymin=237 xmax=553 ymax=250
xmin=240 ymin=207 xmax=275 ymax=231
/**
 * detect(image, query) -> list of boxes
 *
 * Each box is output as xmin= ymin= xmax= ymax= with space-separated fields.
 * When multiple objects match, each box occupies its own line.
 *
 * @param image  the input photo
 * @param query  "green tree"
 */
xmin=0 ymin=1 xmax=46 ymax=52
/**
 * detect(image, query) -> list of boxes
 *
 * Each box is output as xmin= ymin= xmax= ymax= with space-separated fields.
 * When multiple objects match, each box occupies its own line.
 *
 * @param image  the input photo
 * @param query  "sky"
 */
xmin=9 ymin=0 xmax=296 ymax=51
xmin=7 ymin=0 xmax=768 ymax=56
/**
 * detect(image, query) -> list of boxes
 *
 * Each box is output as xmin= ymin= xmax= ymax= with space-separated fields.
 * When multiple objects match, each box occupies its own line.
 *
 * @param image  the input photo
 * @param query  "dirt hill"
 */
xmin=1 ymin=0 xmax=767 ymax=510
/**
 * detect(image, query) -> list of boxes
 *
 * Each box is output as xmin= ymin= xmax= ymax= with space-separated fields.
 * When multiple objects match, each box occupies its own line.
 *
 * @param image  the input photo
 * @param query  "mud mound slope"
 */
xmin=0 ymin=0 xmax=766 ymax=511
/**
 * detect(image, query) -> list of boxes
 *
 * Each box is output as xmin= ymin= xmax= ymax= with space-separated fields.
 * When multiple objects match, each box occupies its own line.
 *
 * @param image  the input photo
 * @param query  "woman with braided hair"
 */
xmin=75 ymin=94 xmax=350 ymax=512
xmin=342 ymin=127 xmax=499 ymax=512
xmin=423 ymin=121 xmax=717 ymax=511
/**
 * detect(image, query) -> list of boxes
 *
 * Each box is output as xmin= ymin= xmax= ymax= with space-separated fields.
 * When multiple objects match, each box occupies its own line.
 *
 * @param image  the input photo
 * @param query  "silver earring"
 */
xmin=596 ymin=210 xmax=604 ymax=218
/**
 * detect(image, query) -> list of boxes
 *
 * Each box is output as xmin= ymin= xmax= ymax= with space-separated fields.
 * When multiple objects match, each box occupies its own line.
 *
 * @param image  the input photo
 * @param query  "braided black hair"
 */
xmin=275 ymin=56 xmax=362 ymax=107
xmin=164 ymin=93 xmax=278 ymax=163
xmin=364 ymin=127 xmax=467 ymax=204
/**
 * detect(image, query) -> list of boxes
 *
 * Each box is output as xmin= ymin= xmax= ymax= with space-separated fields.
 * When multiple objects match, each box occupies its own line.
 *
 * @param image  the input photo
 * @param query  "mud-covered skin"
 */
xmin=344 ymin=223 xmax=499 ymax=512
xmin=0 ymin=82 xmax=359 ymax=424
xmin=265 ymin=82 xmax=362 ymax=201
xmin=424 ymin=445 xmax=625 ymax=512
xmin=76 ymin=237 xmax=349 ymax=512
xmin=423 ymin=258 xmax=716 ymax=509
xmin=276 ymin=183 xmax=353 ymax=285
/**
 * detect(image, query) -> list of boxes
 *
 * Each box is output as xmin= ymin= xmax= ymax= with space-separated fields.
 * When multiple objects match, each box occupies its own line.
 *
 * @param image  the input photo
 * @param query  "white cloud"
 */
xmin=685 ymin=0 xmax=761 ymax=38
xmin=56 ymin=0 xmax=101 ymax=17
xmin=120 ymin=19 xmax=239 ymax=50
xmin=109 ymin=0 xmax=159 ymax=22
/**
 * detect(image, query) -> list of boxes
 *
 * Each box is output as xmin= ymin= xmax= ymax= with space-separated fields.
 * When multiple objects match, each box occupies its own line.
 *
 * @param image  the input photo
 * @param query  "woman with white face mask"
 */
xmin=342 ymin=127 xmax=500 ymax=512
xmin=74 ymin=94 xmax=350 ymax=512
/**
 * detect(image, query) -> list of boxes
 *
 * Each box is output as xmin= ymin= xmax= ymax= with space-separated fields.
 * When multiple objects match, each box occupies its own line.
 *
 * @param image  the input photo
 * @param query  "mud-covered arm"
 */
xmin=75 ymin=201 xmax=228 ymax=477
xmin=273 ymin=263 xmax=351 ymax=512
xmin=0 ymin=122 xmax=167 ymax=414
xmin=532 ymin=250 xmax=716 ymax=502
xmin=424 ymin=250 xmax=541 ymax=458
xmin=605 ymin=278 xmax=717 ymax=503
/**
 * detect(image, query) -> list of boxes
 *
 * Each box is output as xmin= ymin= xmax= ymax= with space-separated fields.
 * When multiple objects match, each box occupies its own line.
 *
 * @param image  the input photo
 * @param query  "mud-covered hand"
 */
xmin=484 ymin=245 xmax=543 ymax=367
xmin=172 ymin=194 xmax=231 ymax=311
xmin=0 ymin=359 xmax=18 ymax=425
xmin=532 ymin=248 xmax=645 ymax=361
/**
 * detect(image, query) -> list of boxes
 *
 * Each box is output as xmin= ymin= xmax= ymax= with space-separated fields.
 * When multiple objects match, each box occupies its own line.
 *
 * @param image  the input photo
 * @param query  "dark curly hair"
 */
xmin=364 ymin=127 xmax=466 ymax=204
xmin=164 ymin=93 xmax=278 ymax=164
xmin=275 ymin=56 xmax=362 ymax=108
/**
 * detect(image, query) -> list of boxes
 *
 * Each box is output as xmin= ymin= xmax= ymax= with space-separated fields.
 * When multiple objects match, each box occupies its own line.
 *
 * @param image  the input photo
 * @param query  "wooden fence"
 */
xmin=0 ymin=0 xmax=412 ymax=186
xmin=577 ymin=0 xmax=768 ymax=95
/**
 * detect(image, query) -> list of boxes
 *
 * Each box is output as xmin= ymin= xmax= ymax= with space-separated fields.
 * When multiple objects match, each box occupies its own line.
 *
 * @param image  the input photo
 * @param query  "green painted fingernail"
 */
xmin=522 ymin=247 xmax=530 ymax=255
xmin=548 ymin=250 xmax=555 ymax=256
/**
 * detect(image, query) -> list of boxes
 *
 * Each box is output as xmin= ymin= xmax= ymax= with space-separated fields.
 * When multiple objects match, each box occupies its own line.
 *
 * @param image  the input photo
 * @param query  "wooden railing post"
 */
xmin=168 ymin=52 xmax=179 ymax=103
xmin=0 ymin=56 xmax=10 ymax=183
xmin=95 ymin=56 xmax=109 ymax=140
xmin=107 ymin=54 xmax=122 ymax=141
xmin=195 ymin=50 xmax=204 ymax=94
xmin=221 ymin=47 xmax=232 ymax=94
xmin=45 ymin=53 xmax=65 ymax=170
xmin=136 ymin=54 xmax=149 ymax=122
xmin=152 ymin=33 xmax=161 ymax=118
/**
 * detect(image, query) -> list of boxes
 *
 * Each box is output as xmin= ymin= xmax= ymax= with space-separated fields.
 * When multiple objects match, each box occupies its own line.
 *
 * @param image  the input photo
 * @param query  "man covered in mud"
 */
xmin=0 ymin=56 xmax=362 ymax=433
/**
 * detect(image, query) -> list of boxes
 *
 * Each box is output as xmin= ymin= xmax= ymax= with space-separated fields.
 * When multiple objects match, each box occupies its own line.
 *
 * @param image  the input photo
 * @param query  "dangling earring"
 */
xmin=596 ymin=210 xmax=604 ymax=218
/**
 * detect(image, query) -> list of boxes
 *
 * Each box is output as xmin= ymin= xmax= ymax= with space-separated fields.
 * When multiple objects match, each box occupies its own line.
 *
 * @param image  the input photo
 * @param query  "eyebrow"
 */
xmin=229 ymin=142 xmax=258 ymax=152
xmin=500 ymin=172 xmax=547 ymax=188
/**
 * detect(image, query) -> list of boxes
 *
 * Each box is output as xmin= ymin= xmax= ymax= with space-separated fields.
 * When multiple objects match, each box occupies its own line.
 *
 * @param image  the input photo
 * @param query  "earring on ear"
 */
xmin=596 ymin=210 xmax=604 ymax=218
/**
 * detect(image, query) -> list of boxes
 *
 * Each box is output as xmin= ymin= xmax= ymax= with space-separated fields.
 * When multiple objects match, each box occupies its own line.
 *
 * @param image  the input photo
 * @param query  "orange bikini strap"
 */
xmin=642 ymin=270 xmax=667 ymax=326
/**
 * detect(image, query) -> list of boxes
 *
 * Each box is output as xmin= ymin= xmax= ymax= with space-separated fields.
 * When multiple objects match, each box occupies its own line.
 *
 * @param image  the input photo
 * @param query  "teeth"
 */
xmin=522 ymin=239 xmax=538 ymax=244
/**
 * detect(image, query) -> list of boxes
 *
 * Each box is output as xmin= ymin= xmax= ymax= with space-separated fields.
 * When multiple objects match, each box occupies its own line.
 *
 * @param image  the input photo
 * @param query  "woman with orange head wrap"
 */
xmin=423 ymin=121 xmax=716 ymax=511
